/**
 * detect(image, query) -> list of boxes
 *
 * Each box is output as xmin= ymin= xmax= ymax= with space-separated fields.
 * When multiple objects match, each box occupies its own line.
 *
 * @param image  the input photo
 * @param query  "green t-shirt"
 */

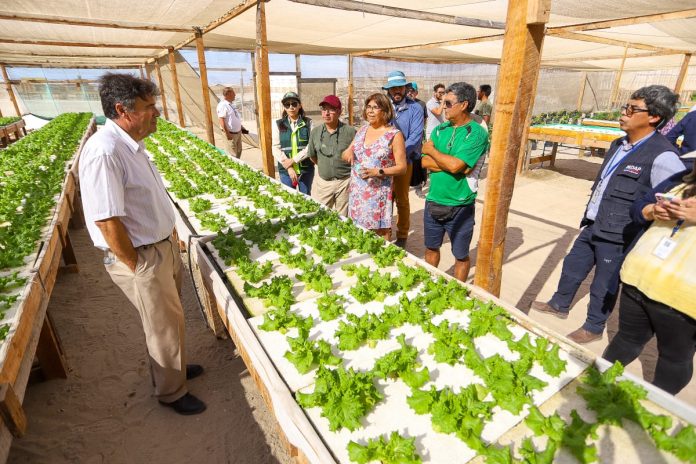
xmin=475 ymin=100 xmax=493 ymax=118
xmin=425 ymin=120 xmax=489 ymax=206
xmin=307 ymin=121 xmax=356 ymax=180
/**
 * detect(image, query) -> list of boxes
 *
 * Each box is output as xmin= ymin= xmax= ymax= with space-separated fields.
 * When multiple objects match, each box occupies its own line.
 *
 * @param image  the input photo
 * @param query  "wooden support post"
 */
xmin=609 ymin=43 xmax=629 ymax=110
xmin=474 ymin=0 xmax=548 ymax=296
xmin=145 ymin=64 xmax=152 ymax=81
xmin=1 ymin=65 xmax=21 ymax=116
xmin=168 ymin=47 xmax=185 ymax=127
xmin=0 ymin=383 xmax=27 ymax=438
xmin=576 ymin=71 xmax=587 ymax=111
xmin=255 ymin=0 xmax=275 ymax=178
xmin=194 ymin=29 xmax=215 ymax=145
xmin=35 ymin=311 xmax=68 ymax=380
xmin=139 ymin=66 xmax=145 ymax=79
xmin=295 ymin=54 xmax=301 ymax=79
xmin=154 ymin=61 xmax=169 ymax=121
xmin=675 ymin=53 xmax=692 ymax=95
xmin=348 ymin=54 xmax=354 ymax=125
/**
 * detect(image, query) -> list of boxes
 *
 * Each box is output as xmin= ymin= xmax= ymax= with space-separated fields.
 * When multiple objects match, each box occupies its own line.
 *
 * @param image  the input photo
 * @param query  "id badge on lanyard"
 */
xmin=652 ymin=220 xmax=683 ymax=260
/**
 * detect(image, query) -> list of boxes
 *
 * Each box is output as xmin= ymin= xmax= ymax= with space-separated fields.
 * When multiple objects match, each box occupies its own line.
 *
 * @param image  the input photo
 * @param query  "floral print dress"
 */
xmin=348 ymin=125 xmax=400 ymax=230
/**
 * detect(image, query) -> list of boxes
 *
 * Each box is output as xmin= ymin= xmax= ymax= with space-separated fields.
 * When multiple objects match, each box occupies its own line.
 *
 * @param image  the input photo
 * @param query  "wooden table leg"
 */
xmin=0 ymin=383 xmax=27 ymax=438
xmin=550 ymin=142 xmax=558 ymax=166
xmin=35 ymin=312 xmax=68 ymax=380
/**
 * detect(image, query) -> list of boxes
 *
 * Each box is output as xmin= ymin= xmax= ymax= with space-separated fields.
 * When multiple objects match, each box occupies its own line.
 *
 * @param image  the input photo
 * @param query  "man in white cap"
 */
xmin=383 ymin=70 xmax=424 ymax=248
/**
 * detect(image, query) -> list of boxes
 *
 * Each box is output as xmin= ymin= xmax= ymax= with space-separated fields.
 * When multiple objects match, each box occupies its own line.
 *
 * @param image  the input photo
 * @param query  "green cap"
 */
xmin=282 ymin=91 xmax=300 ymax=103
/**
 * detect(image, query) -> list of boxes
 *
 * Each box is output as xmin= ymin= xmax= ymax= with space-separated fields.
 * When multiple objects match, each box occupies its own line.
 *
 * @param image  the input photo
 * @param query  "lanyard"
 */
xmin=671 ymin=219 xmax=684 ymax=238
xmin=601 ymin=132 xmax=654 ymax=180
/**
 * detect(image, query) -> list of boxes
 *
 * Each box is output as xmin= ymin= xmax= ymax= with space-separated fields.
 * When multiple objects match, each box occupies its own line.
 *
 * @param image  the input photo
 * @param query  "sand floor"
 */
xmin=8 ymin=139 xmax=694 ymax=463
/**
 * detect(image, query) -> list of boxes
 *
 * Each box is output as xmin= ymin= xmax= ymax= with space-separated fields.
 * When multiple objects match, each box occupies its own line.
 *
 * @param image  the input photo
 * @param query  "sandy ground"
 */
xmin=8 ymin=139 xmax=694 ymax=463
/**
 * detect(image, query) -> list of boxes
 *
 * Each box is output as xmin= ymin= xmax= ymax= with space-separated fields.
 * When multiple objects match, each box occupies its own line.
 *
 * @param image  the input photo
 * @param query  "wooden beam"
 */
xmin=541 ymin=49 xmax=680 ymax=64
xmin=675 ymin=53 xmax=692 ymax=94
xmin=550 ymin=8 xmax=696 ymax=33
xmin=577 ymin=71 xmax=587 ymax=111
xmin=609 ymin=43 xmax=629 ymax=109
xmin=145 ymin=65 xmax=152 ymax=81
xmin=474 ymin=0 xmax=547 ymax=296
xmin=0 ymin=61 xmax=142 ymax=69
xmin=166 ymin=0 xmax=258 ymax=55
xmin=353 ymin=34 xmax=504 ymax=56
xmin=0 ymin=38 xmax=168 ymax=49
xmin=202 ymin=0 xmax=258 ymax=33
xmin=195 ymin=29 xmax=215 ymax=144
xmin=0 ymin=12 xmax=192 ymax=32
xmin=0 ymin=383 xmax=27 ymax=438
xmin=287 ymin=0 xmax=505 ymax=29
xmin=347 ymin=54 xmax=354 ymax=125
xmin=154 ymin=60 xmax=170 ymax=121
xmin=547 ymin=30 xmax=681 ymax=54
xmin=168 ymin=47 xmax=185 ymax=127
xmin=255 ymin=1 xmax=275 ymax=178
xmin=1 ymin=64 xmax=21 ymax=116
xmin=0 ymin=50 xmax=154 ymax=60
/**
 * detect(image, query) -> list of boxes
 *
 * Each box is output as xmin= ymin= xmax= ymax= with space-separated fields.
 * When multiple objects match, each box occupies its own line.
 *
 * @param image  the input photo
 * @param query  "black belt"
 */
xmin=136 ymin=236 xmax=171 ymax=250
xmin=228 ymin=130 xmax=241 ymax=135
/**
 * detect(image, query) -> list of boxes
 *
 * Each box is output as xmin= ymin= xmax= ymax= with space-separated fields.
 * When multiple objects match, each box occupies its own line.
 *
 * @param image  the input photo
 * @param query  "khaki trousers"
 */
xmin=104 ymin=237 xmax=187 ymax=403
xmin=392 ymin=163 xmax=413 ymax=240
xmin=314 ymin=175 xmax=350 ymax=216
xmin=225 ymin=132 xmax=242 ymax=158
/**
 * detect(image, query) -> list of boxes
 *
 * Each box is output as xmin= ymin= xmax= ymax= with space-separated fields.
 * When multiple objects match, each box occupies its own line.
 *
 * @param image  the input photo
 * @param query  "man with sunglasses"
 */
xmin=421 ymin=82 xmax=489 ymax=282
xmin=307 ymin=95 xmax=356 ymax=215
xmin=532 ymin=85 xmax=686 ymax=344
xmin=382 ymin=70 xmax=424 ymax=248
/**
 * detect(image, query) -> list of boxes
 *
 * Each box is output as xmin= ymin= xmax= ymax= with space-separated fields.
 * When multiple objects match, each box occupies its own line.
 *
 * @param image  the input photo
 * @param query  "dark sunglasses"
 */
xmin=444 ymin=100 xmax=461 ymax=109
xmin=283 ymin=101 xmax=300 ymax=109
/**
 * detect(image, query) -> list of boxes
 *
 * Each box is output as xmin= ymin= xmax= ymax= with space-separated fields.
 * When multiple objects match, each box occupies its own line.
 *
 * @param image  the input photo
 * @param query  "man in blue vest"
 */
xmin=383 ymin=70 xmax=424 ymax=248
xmin=532 ymin=85 xmax=686 ymax=344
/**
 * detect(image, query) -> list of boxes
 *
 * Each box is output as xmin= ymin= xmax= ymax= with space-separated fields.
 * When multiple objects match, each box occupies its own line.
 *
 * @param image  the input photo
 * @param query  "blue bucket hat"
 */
xmin=382 ymin=70 xmax=408 ymax=89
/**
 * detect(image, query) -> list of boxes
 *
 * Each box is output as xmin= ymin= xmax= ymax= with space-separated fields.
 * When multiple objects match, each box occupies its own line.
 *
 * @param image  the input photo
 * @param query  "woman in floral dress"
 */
xmin=342 ymin=93 xmax=407 ymax=240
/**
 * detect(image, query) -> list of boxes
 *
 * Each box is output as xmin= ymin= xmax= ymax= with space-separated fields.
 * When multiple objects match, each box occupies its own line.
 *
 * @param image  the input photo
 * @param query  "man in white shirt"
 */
xmin=425 ymin=83 xmax=446 ymax=140
xmin=80 ymin=73 xmax=205 ymax=415
xmin=216 ymin=87 xmax=247 ymax=158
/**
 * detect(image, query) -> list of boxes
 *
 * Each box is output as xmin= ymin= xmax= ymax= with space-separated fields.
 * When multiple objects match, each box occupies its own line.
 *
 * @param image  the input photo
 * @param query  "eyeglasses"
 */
xmin=621 ymin=104 xmax=649 ymax=117
xmin=365 ymin=105 xmax=382 ymax=112
xmin=321 ymin=107 xmax=338 ymax=114
xmin=283 ymin=101 xmax=300 ymax=109
xmin=444 ymin=100 xmax=461 ymax=109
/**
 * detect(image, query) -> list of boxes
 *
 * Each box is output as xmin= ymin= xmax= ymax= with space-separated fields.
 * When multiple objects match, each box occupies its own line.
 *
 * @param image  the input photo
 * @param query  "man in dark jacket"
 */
xmin=531 ymin=85 xmax=686 ymax=344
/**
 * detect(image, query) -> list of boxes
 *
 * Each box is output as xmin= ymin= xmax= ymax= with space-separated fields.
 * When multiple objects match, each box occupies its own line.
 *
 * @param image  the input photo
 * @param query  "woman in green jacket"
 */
xmin=274 ymin=92 xmax=314 ymax=194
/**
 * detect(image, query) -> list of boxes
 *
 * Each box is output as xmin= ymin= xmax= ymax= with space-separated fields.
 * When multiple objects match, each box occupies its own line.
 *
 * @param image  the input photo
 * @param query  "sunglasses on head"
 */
xmin=283 ymin=101 xmax=300 ymax=109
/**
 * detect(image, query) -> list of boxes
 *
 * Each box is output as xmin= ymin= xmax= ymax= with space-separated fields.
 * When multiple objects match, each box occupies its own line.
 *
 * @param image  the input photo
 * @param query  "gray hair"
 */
xmin=222 ymin=87 xmax=235 ymax=95
xmin=446 ymin=82 xmax=477 ymax=114
xmin=630 ymin=85 xmax=679 ymax=128
xmin=99 ymin=73 xmax=159 ymax=120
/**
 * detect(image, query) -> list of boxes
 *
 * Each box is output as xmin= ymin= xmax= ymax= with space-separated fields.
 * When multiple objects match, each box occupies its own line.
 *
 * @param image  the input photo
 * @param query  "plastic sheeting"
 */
xmin=0 ymin=0 xmax=694 ymax=71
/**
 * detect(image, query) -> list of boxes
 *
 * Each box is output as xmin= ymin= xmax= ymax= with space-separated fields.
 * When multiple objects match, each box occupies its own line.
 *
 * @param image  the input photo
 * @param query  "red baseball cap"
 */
xmin=319 ymin=95 xmax=342 ymax=111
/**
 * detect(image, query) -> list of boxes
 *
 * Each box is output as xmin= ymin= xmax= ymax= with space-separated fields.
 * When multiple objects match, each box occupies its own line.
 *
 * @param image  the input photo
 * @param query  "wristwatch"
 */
xmin=378 ymin=168 xmax=385 ymax=177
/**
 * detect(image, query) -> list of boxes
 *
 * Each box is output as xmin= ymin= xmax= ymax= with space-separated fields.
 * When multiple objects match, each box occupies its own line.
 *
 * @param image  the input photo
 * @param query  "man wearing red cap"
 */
xmin=307 ymin=95 xmax=356 ymax=215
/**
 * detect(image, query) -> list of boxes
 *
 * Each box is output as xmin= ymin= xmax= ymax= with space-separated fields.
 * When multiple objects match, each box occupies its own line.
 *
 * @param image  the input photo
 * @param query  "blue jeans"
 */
xmin=549 ymin=224 xmax=625 ymax=334
xmin=279 ymin=165 xmax=315 ymax=195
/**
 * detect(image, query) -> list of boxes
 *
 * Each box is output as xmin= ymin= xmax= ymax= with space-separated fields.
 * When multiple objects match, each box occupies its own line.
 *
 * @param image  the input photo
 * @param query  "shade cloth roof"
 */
xmin=0 ymin=0 xmax=694 ymax=70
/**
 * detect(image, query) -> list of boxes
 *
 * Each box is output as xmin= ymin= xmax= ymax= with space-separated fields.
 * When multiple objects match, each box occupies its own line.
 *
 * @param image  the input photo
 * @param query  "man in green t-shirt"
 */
xmin=422 ymin=82 xmax=489 ymax=281
xmin=307 ymin=95 xmax=356 ymax=215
